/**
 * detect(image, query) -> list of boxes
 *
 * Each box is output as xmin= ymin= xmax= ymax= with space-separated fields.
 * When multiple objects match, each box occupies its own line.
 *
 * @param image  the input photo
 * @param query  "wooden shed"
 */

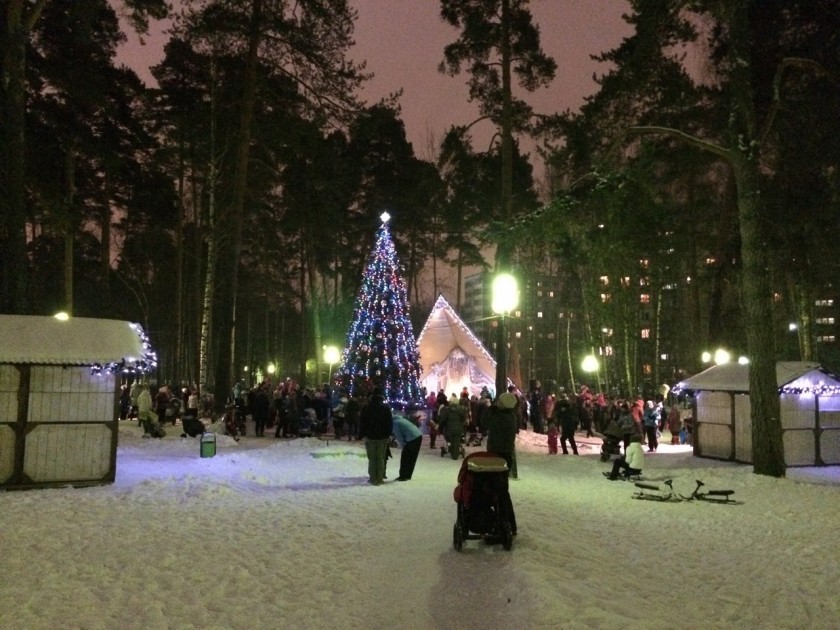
xmin=0 ymin=315 xmax=155 ymax=490
xmin=675 ymin=361 xmax=840 ymax=466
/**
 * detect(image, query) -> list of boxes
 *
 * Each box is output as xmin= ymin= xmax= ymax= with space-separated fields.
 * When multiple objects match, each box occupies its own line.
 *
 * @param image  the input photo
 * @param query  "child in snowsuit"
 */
xmin=546 ymin=422 xmax=559 ymax=454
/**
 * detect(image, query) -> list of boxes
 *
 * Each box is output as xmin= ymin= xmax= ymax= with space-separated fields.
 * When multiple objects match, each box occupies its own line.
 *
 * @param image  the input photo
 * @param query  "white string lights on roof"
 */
xmin=89 ymin=323 xmax=158 ymax=377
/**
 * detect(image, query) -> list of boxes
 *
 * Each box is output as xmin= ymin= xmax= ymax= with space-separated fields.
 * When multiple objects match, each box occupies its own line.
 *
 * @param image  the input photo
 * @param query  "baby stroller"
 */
xmin=600 ymin=433 xmax=622 ymax=462
xmin=452 ymin=452 xmax=515 ymax=551
xmin=223 ymin=405 xmax=241 ymax=441
xmin=298 ymin=407 xmax=320 ymax=437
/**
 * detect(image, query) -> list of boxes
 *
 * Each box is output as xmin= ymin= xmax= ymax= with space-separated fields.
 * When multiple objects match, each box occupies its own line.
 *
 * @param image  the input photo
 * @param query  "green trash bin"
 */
xmin=200 ymin=432 xmax=216 ymax=458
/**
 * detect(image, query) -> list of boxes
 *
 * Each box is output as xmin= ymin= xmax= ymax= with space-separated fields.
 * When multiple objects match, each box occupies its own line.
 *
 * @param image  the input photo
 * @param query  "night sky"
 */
xmin=116 ymin=0 xmax=632 ymax=158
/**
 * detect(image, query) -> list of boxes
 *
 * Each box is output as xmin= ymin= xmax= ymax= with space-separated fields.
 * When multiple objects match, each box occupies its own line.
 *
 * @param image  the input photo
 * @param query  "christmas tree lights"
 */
xmin=335 ymin=214 xmax=423 ymax=407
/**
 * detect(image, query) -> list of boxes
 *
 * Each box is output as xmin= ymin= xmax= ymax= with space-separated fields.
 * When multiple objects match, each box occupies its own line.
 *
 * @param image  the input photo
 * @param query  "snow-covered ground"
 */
xmin=2 ymin=421 xmax=838 ymax=630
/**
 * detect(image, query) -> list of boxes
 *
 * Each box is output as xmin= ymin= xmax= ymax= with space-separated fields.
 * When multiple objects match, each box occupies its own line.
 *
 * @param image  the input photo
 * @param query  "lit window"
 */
xmin=600 ymin=275 xmax=609 ymax=286
xmin=706 ymin=257 xmax=716 ymax=265
xmin=640 ymin=259 xmax=650 ymax=268
xmin=600 ymin=293 xmax=611 ymax=303
xmin=640 ymin=277 xmax=649 ymax=287
xmin=817 ymin=317 xmax=836 ymax=325
xmin=548 ymin=291 xmax=554 ymax=298
xmin=515 ymin=332 xmax=522 ymax=339
xmin=537 ymin=312 xmax=543 ymax=318
xmin=686 ymin=276 xmax=692 ymax=284
xmin=515 ymin=310 xmax=522 ymax=318
xmin=660 ymin=353 xmax=668 ymax=360
xmin=773 ymin=293 xmax=783 ymax=303
xmin=537 ymin=290 xmax=543 ymax=297
xmin=621 ymin=276 xmax=631 ymax=287
xmin=602 ymin=328 xmax=613 ymax=337
xmin=641 ymin=328 xmax=650 ymax=339
xmin=640 ymin=294 xmax=650 ymax=304
xmin=817 ymin=335 xmax=836 ymax=343
xmin=604 ymin=346 xmax=614 ymax=356
xmin=815 ymin=299 xmax=835 ymax=307
xmin=547 ymin=333 xmax=555 ymax=340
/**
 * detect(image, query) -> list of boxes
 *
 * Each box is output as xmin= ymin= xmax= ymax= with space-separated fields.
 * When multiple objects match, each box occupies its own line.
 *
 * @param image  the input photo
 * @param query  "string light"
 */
xmin=335 ymin=219 xmax=422 ymax=407
xmin=89 ymin=323 xmax=158 ymax=377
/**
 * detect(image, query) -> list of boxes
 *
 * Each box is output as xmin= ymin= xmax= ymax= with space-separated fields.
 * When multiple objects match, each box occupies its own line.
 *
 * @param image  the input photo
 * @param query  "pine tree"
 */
xmin=336 ymin=214 xmax=423 ymax=407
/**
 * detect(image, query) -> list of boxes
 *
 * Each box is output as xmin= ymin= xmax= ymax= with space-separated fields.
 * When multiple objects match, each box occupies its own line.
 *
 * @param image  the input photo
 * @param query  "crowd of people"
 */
xmin=120 ymin=374 xmax=692 ymax=488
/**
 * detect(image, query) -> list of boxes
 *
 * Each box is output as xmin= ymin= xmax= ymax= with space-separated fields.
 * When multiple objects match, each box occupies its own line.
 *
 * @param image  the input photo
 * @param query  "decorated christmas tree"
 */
xmin=336 ymin=213 xmax=423 ymax=407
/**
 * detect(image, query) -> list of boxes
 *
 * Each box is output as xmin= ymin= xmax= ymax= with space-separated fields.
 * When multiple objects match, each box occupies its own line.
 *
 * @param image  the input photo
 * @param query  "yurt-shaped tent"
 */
xmin=416 ymin=296 xmax=497 ymax=398
xmin=0 ymin=315 xmax=155 ymax=489
xmin=675 ymin=361 xmax=840 ymax=466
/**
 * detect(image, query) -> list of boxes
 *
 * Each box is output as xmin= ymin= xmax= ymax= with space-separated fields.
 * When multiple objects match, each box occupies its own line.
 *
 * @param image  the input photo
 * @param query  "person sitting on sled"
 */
xmin=606 ymin=433 xmax=645 ymax=480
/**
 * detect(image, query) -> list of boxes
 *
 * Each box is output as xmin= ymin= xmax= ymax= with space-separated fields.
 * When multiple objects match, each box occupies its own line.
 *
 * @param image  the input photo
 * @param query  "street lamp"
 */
xmin=581 ymin=354 xmax=599 ymax=376
xmin=492 ymin=273 xmax=519 ymax=399
xmin=581 ymin=354 xmax=600 ymax=392
xmin=714 ymin=348 xmax=731 ymax=365
xmin=323 ymin=344 xmax=341 ymax=384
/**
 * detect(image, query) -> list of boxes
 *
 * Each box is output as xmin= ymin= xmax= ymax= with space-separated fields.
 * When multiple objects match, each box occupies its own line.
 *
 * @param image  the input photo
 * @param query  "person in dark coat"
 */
xmin=480 ymin=391 xmax=519 ymax=535
xmin=359 ymin=389 xmax=393 ymax=485
xmin=252 ymin=384 xmax=271 ymax=437
xmin=483 ymin=392 xmax=518 ymax=472
xmin=553 ymin=396 xmax=579 ymax=455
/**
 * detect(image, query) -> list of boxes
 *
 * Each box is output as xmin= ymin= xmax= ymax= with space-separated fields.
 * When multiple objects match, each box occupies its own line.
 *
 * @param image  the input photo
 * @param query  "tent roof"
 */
xmin=0 ymin=315 xmax=148 ymax=366
xmin=416 ymin=295 xmax=496 ymax=379
xmin=675 ymin=361 xmax=840 ymax=394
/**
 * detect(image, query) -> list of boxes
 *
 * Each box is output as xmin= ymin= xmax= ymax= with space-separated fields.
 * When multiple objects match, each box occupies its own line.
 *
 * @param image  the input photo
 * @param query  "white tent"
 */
xmin=416 ymin=295 xmax=497 ymax=398
xmin=675 ymin=361 xmax=840 ymax=466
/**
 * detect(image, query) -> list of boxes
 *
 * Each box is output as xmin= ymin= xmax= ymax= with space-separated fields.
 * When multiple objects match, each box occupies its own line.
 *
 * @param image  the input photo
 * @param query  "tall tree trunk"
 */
xmin=299 ymin=235 xmax=309 ymax=383
xmin=214 ymin=0 xmax=263 ymax=401
xmin=498 ymin=0 xmax=513 ymax=270
xmin=732 ymin=153 xmax=783 ymax=476
xmin=63 ymin=146 xmax=76 ymax=314
xmin=199 ymin=57 xmax=219 ymax=400
xmin=1 ymin=0 xmax=46 ymax=313
xmin=174 ymin=135 xmax=186 ymax=381
xmin=101 ymin=170 xmax=112 ymax=299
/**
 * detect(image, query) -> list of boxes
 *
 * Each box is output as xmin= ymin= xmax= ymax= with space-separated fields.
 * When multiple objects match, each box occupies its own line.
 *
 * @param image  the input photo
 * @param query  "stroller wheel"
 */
xmin=501 ymin=522 xmax=513 ymax=551
xmin=453 ymin=522 xmax=463 ymax=551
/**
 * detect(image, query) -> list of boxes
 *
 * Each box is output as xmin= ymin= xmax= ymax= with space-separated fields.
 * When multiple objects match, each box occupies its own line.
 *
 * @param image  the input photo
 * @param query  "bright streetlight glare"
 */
xmin=738 ymin=356 xmax=750 ymax=365
xmin=701 ymin=351 xmax=712 ymax=363
xmin=581 ymin=355 xmax=599 ymax=373
xmin=323 ymin=345 xmax=341 ymax=365
xmin=491 ymin=273 xmax=519 ymax=314
xmin=54 ymin=312 xmax=69 ymax=321
xmin=714 ymin=349 xmax=731 ymax=365
xmin=267 ymin=363 xmax=276 ymax=375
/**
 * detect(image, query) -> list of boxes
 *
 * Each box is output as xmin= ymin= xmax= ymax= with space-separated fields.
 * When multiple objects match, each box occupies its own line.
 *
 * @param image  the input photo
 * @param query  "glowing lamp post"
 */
xmin=713 ymin=348 xmax=731 ymax=365
xmin=581 ymin=354 xmax=600 ymax=385
xmin=323 ymin=345 xmax=341 ymax=384
xmin=492 ymin=273 xmax=519 ymax=400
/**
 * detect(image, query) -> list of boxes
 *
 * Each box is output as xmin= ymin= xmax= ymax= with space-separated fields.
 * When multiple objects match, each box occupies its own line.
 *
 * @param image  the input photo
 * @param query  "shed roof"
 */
xmin=0 ymin=315 xmax=148 ymax=366
xmin=675 ymin=361 xmax=840 ymax=394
